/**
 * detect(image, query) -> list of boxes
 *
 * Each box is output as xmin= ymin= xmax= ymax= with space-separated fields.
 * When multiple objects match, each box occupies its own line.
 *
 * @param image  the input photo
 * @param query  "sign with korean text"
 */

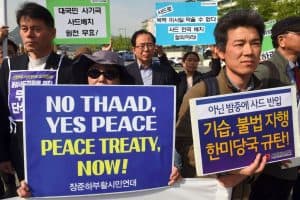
xmin=261 ymin=20 xmax=276 ymax=61
xmin=190 ymin=86 xmax=300 ymax=176
xmin=155 ymin=1 xmax=217 ymax=46
xmin=46 ymin=0 xmax=111 ymax=44
xmin=8 ymin=70 xmax=57 ymax=121
xmin=23 ymin=85 xmax=175 ymax=197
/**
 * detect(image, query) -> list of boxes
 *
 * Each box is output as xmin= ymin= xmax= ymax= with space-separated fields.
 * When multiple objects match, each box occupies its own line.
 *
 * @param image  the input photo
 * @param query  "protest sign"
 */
xmin=155 ymin=1 xmax=217 ymax=46
xmin=261 ymin=20 xmax=276 ymax=61
xmin=189 ymin=86 xmax=300 ymax=176
xmin=23 ymin=85 xmax=175 ymax=197
xmin=8 ymin=70 xmax=57 ymax=121
xmin=46 ymin=0 xmax=111 ymax=44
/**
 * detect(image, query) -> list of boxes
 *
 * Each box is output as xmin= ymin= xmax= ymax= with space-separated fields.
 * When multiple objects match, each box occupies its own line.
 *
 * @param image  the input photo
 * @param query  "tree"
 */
xmin=235 ymin=0 xmax=254 ymax=9
xmin=275 ymin=0 xmax=300 ymax=20
xmin=256 ymin=0 xmax=276 ymax=21
xmin=111 ymin=36 xmax=131 ymax=51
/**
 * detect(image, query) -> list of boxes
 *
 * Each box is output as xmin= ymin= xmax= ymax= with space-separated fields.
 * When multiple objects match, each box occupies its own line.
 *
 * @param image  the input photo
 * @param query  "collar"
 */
xmin=223 ymin=67 xmax=255 ymax=92
xmin=137 ymin=60 xmax=152 ymax=70
xmin=288 ymin=60 xmax=299 ymax=70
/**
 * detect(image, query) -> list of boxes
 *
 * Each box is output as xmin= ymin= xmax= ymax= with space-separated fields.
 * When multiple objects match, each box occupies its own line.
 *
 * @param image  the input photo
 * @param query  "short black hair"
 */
xmin=271 ymin=16 xmax=300 ymax=48
xmin=16 ymin=2 xmax=54 ymax=28
xmin=214 ymin=9 xmax=265 ymax=52
xmin=131 ymin=29 xmax=156 ymax=47
xmin=182 ymin=51 xmax=200 ymax=62
xmin=8 ymin=39 xmax=18 ymax=53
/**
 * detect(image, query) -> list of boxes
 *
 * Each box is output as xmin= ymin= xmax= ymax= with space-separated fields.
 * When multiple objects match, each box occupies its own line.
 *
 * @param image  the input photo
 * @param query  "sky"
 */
xmin=5 ymin=0 xmax=184 ymax=37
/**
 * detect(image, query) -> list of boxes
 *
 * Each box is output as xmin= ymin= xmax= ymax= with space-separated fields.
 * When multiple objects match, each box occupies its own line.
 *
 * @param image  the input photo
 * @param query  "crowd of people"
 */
xmin=0 ymin=1 xmax=300 ymax=200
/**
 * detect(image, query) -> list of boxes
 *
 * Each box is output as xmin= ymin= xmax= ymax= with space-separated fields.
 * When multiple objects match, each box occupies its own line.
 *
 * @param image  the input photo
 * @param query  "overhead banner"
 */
xmin=190 ymin=86 xmax=300 ymax=176
xmin=155 ymin=1 xmax=217 ymax=46
xmin=23 ymin=85 xmax=175 ymax=197
xmin=46 ymin=0 xmax=111 ymax=44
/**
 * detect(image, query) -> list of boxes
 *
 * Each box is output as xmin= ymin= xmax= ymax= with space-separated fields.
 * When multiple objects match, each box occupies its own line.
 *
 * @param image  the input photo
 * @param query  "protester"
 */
xmin=176 ymin=9 xmax=269 ymax=198
xmin=251 ymin=16 xmax=300 ymax=200
xmin=16 ymin=50 xmax=180 ymax=197
xmin=0 ymin=2 xmax=73 ymax=185
xmin=176 ymin=50 xmax=221 ymax=112
xmin=126 ymin=29 xmax=178 ymax=85
xmin=126 ymin=29 xmax=182 ymax=182
xmin=0 ymin=30 xmax=18 ymax=199
xmin=72 ymin=50 xmax=129 ymax=85
xmin=0 ymin=39 xmax=18 ymax=65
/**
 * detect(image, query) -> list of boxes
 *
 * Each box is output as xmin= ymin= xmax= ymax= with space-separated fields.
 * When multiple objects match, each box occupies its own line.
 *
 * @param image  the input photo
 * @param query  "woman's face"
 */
xmin=87 ymin=64 xmax=121 ymax=85
xmin=182 ymin=53 xmax=199 ymax=74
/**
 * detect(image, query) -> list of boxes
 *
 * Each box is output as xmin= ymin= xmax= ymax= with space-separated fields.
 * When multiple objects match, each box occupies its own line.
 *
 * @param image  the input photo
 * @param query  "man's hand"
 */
xmin=17 ymin=180 xmax=31 ymax=198
xmin=0 ymin=26 xmax=9 ymax=42
xmin=237 ymin=153 xmax=267 ymax=176
xmin=218 ymin=153 xmax=267 ymax=187
xmin=168 ymin=166 xmax=182 ymax=185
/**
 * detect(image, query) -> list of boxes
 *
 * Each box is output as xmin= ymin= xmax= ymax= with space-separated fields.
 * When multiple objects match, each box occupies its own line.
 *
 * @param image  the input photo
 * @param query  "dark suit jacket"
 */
xmin=0 ymin=52 xmax=72 ymax=180
xmin=176 ymin=58 xmax=221 ymax=113
xmin=126 ymin=61 xmax=178 ymax=85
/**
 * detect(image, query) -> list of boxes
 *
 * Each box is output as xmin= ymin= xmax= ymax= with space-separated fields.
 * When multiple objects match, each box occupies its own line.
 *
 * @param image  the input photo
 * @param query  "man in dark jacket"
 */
xmin=0 ymin=2 xmax=72 ymax=182
xmin=252 ymin=16 xmax=300 ymax=200
xmin=126 ymin=29 xmax=178 ymax=86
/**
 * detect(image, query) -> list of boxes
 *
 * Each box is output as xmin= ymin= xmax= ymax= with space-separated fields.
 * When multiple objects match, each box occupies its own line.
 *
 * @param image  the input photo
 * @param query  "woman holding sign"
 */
xmin=17 ymin=50 xmax=181 ymax=197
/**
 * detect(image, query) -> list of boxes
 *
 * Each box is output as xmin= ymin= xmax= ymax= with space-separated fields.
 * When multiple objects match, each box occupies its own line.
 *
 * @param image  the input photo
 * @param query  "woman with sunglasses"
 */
xmin=71 ymin=50 xmax=130 ymax=85
xmin=17 ymin=50 xmax=181 ymax=197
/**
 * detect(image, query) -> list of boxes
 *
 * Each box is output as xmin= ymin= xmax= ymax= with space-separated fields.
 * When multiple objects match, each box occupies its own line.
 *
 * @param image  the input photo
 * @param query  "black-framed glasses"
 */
xmin=135 ymin=43 xmax=155 ymax=50
xmin=87 ymin=68 xmax=119 ymax=80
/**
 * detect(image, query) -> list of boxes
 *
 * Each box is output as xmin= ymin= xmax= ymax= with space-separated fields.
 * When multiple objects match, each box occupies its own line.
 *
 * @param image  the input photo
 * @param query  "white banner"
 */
xmin=5 ymin=178 xmax=231 ymax=200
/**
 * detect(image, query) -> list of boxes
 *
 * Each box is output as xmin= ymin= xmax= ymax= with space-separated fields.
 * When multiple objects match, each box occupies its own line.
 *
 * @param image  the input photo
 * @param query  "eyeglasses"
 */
xmin=135 ymin=43 xmax=155 ymax=50
xmin=87 ymin=68 xmax=119 ymax=80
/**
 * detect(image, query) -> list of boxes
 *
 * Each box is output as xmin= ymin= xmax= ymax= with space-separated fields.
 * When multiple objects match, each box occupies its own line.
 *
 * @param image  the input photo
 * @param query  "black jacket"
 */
xmin=176 ymin=58 xmax=221 ymax=113
xmin=125 ymin=61 xmax=178 ymax=85
xmin=0 ymin=52 xmax=72 ymax=180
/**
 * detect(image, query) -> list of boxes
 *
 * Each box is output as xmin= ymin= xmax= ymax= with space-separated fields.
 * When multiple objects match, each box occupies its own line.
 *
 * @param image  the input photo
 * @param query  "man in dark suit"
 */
xmin=0 ymin=2 xmax=72 ymax=183
xmin=126 ymin=29 xmax=178 ymax=85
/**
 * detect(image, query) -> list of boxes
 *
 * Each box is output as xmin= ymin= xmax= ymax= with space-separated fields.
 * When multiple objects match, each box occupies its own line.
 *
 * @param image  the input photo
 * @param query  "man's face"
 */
xmin=278 ymin=31 xmax=300 ymax=55
xmin=218 ymin=27 xmax=261 ymax=78
xmin=0 ymin=44 xmax=17 ymax=64
xmin=132 ymin=33 xmax=155 ymax=66
xmin=19 ymin=16 xmax=55 ymax=57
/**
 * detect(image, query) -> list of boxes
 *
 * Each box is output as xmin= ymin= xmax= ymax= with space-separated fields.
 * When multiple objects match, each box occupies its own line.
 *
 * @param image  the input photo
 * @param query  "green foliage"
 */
xmin=235 ymin=0 xmax=254 ymax=9
xmin=111 ymin=36 xmax=131 ymax=51
xmin=219 ymin=0 xmax=300 ymax=22
xmin=275 ymin=0 xmax=300 ymax=20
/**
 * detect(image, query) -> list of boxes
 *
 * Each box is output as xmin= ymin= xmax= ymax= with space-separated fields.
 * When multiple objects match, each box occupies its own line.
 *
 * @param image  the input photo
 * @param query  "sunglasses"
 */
xmin=87 ymin=68 xmax=119 ymax=80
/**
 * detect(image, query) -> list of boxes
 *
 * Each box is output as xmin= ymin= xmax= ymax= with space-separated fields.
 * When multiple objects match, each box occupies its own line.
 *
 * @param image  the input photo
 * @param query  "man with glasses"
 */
xmin=126 ymin=29 xmax=177 ymax=85
xmin=251 ymin=16 xmax=300 ymax=200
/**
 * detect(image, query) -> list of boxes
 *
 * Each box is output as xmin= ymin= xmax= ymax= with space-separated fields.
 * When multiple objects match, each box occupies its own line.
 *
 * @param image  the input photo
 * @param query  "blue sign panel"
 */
xmin=155 ymin=2 xmax=217 ymax=46
xmin=8 ymin=70 xmax=57 ymax=121
xmin=24 ymin=85 xmax=175 ymax=197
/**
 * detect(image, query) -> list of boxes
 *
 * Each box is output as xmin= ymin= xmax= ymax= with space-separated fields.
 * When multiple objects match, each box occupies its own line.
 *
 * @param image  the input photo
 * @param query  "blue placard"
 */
xmin=23 ymin=85 xmax=175 ymax=197
xmin=155 ymin=2 xmax=217 ymax=46
xmin=189 ymin=86 xmax=300 ymax=175
xmin=8 ymin=70 xmax=57 ymax=121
